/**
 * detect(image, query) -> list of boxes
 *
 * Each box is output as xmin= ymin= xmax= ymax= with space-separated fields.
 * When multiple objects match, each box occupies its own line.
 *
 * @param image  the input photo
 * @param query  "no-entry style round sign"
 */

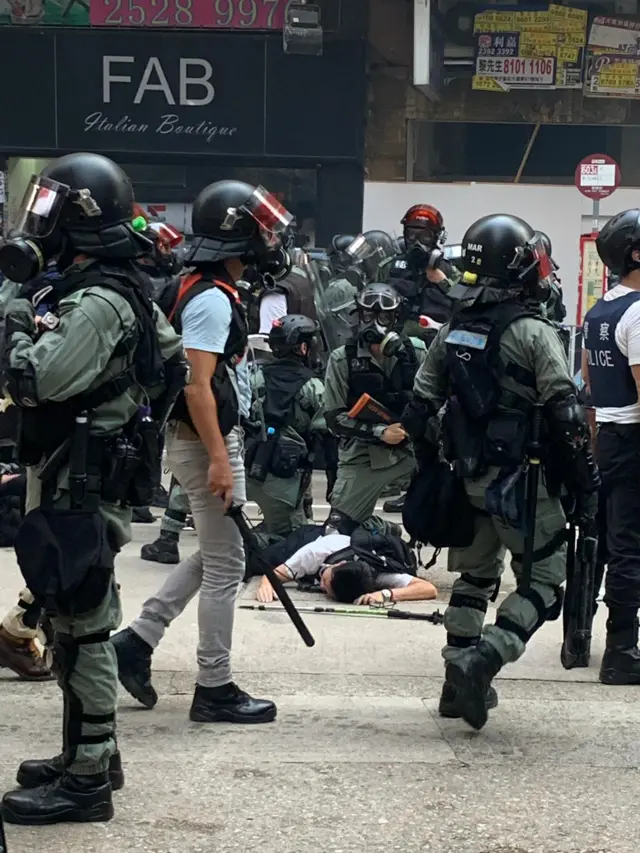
xmin=575 ymin=153 xmax=621 ymax=200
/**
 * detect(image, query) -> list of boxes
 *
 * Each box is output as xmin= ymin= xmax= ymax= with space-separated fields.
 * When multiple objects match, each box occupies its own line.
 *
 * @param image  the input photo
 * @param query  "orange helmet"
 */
xmin=401 ymin=204 xmax=444 ymax=234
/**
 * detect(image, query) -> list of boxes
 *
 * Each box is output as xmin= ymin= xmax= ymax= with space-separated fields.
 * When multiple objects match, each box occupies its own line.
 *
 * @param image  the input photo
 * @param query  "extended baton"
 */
xmin=226 ymin=504 xmax=315 ymax=648
xmin=240 ymin=604 xmax=444 ymax=624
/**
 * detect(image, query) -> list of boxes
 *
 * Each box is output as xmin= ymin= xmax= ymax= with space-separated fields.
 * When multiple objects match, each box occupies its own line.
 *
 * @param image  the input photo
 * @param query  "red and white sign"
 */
xmin=144 ymin=204 xmax=167 ymax=221
xmin=575 ymin=154 xmax=621 ymax=200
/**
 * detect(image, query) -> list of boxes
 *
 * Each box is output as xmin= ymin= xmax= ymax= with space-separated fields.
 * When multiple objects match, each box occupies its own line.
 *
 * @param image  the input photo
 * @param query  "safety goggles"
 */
xmin=360 ymin=309 xmax=396 ymax=328
xmin=14 ymin=175 xmax=102 ymax=238
xmin=357 ymin=290 xmax=401 ymax=312
xmin=230 ymin=186 xmax=294 ymax=248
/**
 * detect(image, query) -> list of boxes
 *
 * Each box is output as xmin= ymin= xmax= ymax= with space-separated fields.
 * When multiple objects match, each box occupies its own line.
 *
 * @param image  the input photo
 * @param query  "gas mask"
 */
xmin=0 ymin=175 xmax=102 ymax=283
xmin=356 ymin=285 xmax=403 ymax=357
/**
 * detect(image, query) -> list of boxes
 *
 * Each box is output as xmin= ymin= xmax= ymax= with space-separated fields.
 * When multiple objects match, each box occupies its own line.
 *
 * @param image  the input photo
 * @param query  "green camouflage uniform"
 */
xmin=246 ymin=367 xmax=325 ymax=536
xmin=413 ymin=314 xmax=572 ymax=667
xmin=324 ymin=338 xmax=426 ymax=522
xmin=4 ymin=265 xmax=183 ymax=776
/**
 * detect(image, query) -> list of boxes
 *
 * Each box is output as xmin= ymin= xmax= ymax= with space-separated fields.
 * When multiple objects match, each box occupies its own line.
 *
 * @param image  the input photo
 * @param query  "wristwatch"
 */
xmin=380 ymin=588 xmax=393 ymax=603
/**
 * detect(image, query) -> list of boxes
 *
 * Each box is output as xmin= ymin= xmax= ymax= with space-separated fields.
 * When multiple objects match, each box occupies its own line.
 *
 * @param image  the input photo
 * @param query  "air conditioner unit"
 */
xmin=283 ymin=3 xmax=323 ymax=56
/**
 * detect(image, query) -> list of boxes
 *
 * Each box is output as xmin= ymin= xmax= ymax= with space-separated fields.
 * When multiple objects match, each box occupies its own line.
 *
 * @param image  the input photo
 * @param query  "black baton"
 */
xmin=226 ymin=504 xmax=316 ymax=647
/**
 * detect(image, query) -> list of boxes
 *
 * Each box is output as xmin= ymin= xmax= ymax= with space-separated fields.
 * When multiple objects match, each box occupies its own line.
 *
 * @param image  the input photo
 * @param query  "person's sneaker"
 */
xmin=152 ymin=485 xmax=170 ymax=509
xmin=132 ymin=506 xmax=155 ymax=524
xmin=140 ymin=531 xmax=180 ymax=564
xmin=438 ymin=680 xmax=499 ymax=719
xmin=0 ymin=627 xmax=54 ymax=681
xmin=1 ymin=772 xmax=113 ymax=825
xmin=189 ymin=682 xmax=277 ymax=724
xmin=17 ymin=752 xmax=124 ymax=791
xmin=110 ymin=628 xmax=157 ymax=709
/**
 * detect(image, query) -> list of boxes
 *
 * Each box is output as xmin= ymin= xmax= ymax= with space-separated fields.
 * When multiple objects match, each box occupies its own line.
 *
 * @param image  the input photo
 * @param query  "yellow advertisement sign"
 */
xmin=473 ymin=4 xmax=587 ymax=91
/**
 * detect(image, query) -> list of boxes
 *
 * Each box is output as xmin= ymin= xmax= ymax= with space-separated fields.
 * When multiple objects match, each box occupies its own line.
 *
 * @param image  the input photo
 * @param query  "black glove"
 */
xmin=3 ymin=299 xmax=37 ymax=341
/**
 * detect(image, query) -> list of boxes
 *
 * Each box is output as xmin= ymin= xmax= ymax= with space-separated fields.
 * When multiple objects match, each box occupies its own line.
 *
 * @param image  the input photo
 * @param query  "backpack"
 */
xmin=330 ymin=528 xmax=418 ymax=577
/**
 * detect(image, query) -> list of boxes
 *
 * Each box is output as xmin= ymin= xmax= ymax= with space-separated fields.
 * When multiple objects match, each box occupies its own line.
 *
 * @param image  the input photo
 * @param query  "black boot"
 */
xmin=382 ymin=493 xmax=406 ymax=513
xmin=1 ymin=772 xmax=113 ymax=825
xmin=17 ymin=751 xmax=124 ymax=791
xmin=110 ymin=628 xmax=157 ymax=709
xmin=140 ymin=529 xmax=180 ymax=564
xmin=438 ymin=681 xmax=499 ymax=719
xmin=445 ymin=640 xmax=504 ymax=730
xmin=189 ymin=682 xmax=277 ymax=724
xmin=132 ymin=506 xmax=155 ymax=524
xmin=600 ymin=613 xmax=640 ymax=685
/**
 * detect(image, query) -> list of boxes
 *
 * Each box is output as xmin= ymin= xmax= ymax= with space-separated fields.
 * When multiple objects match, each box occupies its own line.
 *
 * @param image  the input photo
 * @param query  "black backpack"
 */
xmin=330 ymin=528 xmax=417 ymax=576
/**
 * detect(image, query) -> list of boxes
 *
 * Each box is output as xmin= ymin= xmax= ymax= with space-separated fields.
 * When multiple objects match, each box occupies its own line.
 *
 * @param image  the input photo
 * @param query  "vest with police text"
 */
xmin=583 ymin=291 xmax=640 ymax=409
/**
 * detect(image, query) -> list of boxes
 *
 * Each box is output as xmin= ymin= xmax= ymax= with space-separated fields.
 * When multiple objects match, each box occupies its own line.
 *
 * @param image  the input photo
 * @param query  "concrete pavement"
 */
xmin=0 ymin=489 xmax=638 ymax=853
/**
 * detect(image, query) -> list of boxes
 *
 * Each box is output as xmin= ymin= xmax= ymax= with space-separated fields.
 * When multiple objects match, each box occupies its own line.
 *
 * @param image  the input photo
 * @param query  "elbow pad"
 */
xmin=401 ymin=396 xmax=438 ymax=442
xmin=545 ymin=393 xmax=600 ymax=493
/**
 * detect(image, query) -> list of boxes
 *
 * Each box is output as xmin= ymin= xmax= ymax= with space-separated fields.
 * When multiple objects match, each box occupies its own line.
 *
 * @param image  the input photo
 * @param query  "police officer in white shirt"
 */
xmin=582 ymin=209 xmax=640 ymax=686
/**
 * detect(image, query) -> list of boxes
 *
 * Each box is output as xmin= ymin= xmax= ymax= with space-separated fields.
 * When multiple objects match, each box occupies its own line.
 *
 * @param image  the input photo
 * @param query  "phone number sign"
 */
xmin=475 ymin=56 xmax=555 ymax=87
xmin=91 ymin=0 xmax=292 ymax=28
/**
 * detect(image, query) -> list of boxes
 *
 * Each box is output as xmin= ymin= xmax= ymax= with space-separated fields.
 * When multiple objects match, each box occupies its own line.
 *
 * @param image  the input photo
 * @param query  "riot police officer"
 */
xmin=403 ymin=214 xmax=599 ymax=730
xmin=0 ymin=153 xmax=186 ymax=824
xmin=323 ymin=282 xmax=425 ymax=530
xmin=111 ymin=180 xmax=287 ymax=724
xmin=389 ymin=204 xmax=457 ymax=346
xmin=246 ymin=314 xmax=325 ymax=535
xmin=583 ymin=209 xmax=640 ymax=685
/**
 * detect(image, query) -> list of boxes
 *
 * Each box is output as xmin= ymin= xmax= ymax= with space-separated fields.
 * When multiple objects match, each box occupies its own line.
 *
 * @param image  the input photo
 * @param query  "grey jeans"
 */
xmin=131 ymin=424 xmax=246 ymax=688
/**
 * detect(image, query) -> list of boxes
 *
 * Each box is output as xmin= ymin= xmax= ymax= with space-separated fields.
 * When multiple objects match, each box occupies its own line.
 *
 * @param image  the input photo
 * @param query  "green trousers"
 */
xmin=246 ymin=475 xmax=308 ymax=536
xmin=25 ymin=470 xmax=126 ymax=776
xmin=443 ymin=490 xmax=567 ymax=666
xmin=52 ymin=579 xmax=122 ymax=775
xmin=329 ymin=454 xmax=416 ymax=523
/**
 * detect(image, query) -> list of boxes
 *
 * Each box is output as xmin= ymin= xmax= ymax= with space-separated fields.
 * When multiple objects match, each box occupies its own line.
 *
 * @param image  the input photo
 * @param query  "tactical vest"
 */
xmin=583 ymin=291 xmax=640 ymax=409
xmin=442 ymin=301 xmax=541 ymax=476
xmin=274 ymin=271 xmax=317 ymax=321
xmin=14 ymin=262 xmax=163 ymax=463
xmin=169 ymin=272 xmax=248 ymax=437
xmin=344 ymin=338 xmax=419 ymax=420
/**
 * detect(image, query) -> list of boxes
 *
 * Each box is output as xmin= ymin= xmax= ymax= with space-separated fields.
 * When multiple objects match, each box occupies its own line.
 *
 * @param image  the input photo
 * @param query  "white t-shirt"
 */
xmin=259 ymin=292 xmax=288 ymax=334
xmin=283 ymin=533 xmax=414 ymax=589
xmin=591 ymin=284 xmax=640 ymax=424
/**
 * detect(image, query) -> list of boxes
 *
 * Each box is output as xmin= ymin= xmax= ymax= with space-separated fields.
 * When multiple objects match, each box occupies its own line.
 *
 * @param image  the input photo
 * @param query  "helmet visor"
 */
xmin=242 ymin=186 xmax=294 ymax=248
xmin=345 ymin=234 xmax=374 ymax=262
xmin=357 ymin=289 xmax=400 ymax=311
xmin=148 ymin=221 xmax=184 ymax=249
xmin=13 ymin=176 xmax=71 ymax=239
xmin=508 ymin=235 xmax=554 ymax=284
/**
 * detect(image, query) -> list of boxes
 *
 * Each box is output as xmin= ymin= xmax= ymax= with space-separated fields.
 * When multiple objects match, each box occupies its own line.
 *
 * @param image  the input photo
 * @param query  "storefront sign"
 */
xmin=0 ymin=28 xmax=365 ymax=161
xmin=90 ymin=0 xmax=292 ymax=28
xmin=472 ymin=3 xmax=587 ymax=92
xmin=584 ymin=17 xmax=640 ymax=98
xmin=0 ymin=0 xmax=292 ymax=27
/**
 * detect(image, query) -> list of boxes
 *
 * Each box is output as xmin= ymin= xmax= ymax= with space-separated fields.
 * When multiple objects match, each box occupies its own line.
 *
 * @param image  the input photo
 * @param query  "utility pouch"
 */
xmin=15 ymin=508 xmax=114 ymax=615
xmin=270 ymin=434 xmax=307 ymax=479
xmin=442 ymin=395 xmax=485 ymax=478
xmin=483 ymin=409 xmax=530 ymax=468
xmin=248 ymin=434 xmax=277 ymax=483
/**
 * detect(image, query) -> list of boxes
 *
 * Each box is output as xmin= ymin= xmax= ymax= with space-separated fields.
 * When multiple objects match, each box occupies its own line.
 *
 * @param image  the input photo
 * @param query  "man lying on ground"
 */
xmin=255 ymin=530 xmax=437 ymax=605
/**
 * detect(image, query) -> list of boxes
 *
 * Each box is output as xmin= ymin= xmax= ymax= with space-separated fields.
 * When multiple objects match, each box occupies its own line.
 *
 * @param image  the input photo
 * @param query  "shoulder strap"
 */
xmin=169 ymin=272 xmax=242 ymax=329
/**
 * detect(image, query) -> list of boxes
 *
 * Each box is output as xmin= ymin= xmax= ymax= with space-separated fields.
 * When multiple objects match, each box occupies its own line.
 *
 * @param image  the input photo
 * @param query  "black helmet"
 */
xmin=328 ymin=234 xmax=356 ymax=274
xmin=269 ymin=314 xmax=319 ymax=357
xmin=457 ymin=214 xmax=551 ymax=294
xmin=185 ymin=180 xmax=292 ymax=266
xmin=345 ymin=230 xmax=397 ymax=282
xmin=596 ymin=209 xmax=640 ymax=276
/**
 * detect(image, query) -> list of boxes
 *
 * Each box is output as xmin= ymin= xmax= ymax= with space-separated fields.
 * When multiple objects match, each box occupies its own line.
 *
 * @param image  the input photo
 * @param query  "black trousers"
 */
xmin=597 ymin=423 xmax=640 ymax=610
